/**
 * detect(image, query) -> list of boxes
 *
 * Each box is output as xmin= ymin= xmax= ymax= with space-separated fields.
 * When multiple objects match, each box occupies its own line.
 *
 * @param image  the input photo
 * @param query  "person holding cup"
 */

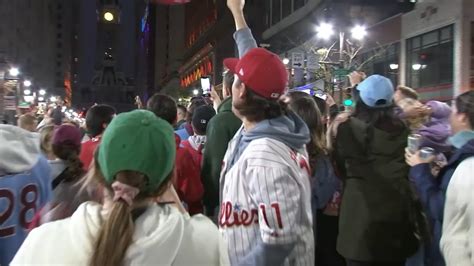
xmin=405 ymin=91 xmax=474 ymax=266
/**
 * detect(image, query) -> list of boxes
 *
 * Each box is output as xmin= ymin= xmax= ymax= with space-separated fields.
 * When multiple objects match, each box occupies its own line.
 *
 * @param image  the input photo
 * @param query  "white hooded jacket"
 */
xmin=12 ymin=202 xmax=229 ymax=265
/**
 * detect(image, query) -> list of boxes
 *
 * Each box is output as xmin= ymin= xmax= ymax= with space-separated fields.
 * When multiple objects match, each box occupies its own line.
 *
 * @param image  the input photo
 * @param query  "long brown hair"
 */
xmin=90 ymin=169 xmax=172 ymax=266
xmin=288 ymin=92 xmax=327 ymax=173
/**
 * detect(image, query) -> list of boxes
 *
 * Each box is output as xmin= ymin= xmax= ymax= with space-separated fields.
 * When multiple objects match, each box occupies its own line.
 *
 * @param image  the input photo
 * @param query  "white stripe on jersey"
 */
xmin=219 ymin=135 xmax=314 ymax=266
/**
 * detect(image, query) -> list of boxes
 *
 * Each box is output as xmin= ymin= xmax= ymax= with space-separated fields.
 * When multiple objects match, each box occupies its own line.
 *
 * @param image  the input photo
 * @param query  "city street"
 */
xmin=1 ymin=0 xmax=474 ymax=265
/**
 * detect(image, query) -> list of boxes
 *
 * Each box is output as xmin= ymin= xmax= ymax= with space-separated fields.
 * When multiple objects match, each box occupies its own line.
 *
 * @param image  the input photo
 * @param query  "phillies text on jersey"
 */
xmin=219 ymin=133 xmax=315 ymax=266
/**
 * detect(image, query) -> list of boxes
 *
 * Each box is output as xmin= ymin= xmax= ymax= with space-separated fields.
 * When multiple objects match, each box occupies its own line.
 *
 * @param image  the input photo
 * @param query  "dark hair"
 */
xmin=455 ymin=90 xmax=474 ymax=128
xmin=233 ymin=81 xmax=287 ymax=123
xmin=186 ymin=98 xmax=207 ymax=123
xmin=223 ymin=70 xmax=235 ymax=92
xmin=177 ymin=104 xmax=187 ymax=115
xmin=288 ymin=93 xmax=327 ymax=173
xmin=353 ymin=90 xmax=405 ymax=132
xmin=52 ymin=143 xmax=85 ymax=183
xmin=52 ymin=106 xmax=63 ymax=125
xmin=86 ymin=105 xmax=116 ymax=137
xmin=146 ymin=94 xmax=177 ymax=125
xmin=313 ymin=96 xmax=328 ymax=116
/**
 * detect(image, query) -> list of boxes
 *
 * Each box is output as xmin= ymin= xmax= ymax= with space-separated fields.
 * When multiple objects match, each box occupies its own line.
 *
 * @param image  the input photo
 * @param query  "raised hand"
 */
xmin=227 ymin=0 xmax=245 ymax=14
xmin=348 ymin=71 xmax=366 ymax=87
xmin=227 ymin=0 xmax=247 ymax=30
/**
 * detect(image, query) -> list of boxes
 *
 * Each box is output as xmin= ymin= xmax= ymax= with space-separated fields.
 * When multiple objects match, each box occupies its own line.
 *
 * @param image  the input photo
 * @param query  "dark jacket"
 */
xmin=409 ymin=138 xmax=474 ymax=266
xmin=201 ymin=97 xmax=241 ymax=212
xmin=334 ymin=117 xmax=419 ymax=261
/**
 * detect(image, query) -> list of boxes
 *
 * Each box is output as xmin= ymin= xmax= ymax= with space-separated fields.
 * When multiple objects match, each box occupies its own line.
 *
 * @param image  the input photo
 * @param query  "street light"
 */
xmin=38 ymin=96 xmax=45 ymax=102
xmin=315 ymin=23 xmax=334 ymax=40
xmin=104 ymin=12 xmax=114 ymax=22
xmin=282 ymin=58 xmax=290 ymax=65
xmin=193 ymin=89 xmax=199 ymax=96
xmin=412 ymin=64 xmax=422 ymax=71
xmin=39 ymin=89 xmax=46 ymax=96
xmin=23 ymin=80 xmax=32 ymax=87
xmin=9 ymin=67 xmax=20 ymax=77
xmin=24 ymin=89 xmax=31 ymax=95
xmin=351 ymin=25 xmax=368 ymax=40
xmin=50 ymin=96 xmax=57 ymax=102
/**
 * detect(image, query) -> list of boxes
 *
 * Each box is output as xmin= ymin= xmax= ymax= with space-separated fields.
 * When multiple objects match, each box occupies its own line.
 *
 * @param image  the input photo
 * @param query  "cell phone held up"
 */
xmin=201 ymin=77 xmax=211 ymax=96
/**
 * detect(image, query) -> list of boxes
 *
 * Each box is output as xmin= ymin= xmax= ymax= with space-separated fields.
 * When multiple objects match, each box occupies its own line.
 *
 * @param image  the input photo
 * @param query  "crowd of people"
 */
xmin=1 ymin=0 xmax=474 ymax=265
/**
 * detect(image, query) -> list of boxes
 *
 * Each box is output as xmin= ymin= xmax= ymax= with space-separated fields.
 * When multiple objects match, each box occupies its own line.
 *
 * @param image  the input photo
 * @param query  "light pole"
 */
xmin=315 ymin=23 xmax=367 ymax=67
xmin=315 ymin=23 xmax=367 ymax=106
xmin=9 ymin=67 xmax=20 ymax=77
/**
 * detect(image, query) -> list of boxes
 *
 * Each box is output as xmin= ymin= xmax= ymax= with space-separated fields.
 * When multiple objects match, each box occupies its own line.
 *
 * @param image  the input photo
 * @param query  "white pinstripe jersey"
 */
xmin=219 ymin=133 xmax=315 ymax=266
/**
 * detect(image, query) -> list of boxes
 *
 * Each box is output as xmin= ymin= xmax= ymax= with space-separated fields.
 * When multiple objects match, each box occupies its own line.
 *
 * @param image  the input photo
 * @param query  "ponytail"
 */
xmin=88 ymin=170 xmax=173 ymax=266
xmin=52 ymin=143 xmax=85 ymax=183
xmin=90 ymin=200 xmax=134 ymax=266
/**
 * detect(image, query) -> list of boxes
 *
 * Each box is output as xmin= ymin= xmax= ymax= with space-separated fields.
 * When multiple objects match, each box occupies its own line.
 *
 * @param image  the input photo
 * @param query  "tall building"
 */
xmin=154 ymin=0 xmax=266 ymax=98
xmin=72 ymin=0 xmax=155 ymax=111
xmin=0 ymin=0 xmax=58 ymax=121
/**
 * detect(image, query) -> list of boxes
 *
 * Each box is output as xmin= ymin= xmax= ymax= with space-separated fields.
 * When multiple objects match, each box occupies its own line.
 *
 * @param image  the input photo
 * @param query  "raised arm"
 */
xmin=227 ymin=0 xmax=257 ymax=58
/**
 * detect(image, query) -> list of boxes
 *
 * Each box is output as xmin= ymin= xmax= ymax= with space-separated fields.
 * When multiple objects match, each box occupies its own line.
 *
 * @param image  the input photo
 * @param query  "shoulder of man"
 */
xmin=241 ymin=138 xmax=309 ymax=170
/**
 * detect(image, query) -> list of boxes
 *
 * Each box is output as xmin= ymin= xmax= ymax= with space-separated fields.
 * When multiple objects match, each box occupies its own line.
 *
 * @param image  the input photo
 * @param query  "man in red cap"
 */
xmin=218 ymin=0 xmax=315 ymax=265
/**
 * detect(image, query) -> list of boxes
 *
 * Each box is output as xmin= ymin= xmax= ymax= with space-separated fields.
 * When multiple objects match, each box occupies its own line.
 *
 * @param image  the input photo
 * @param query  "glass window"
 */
xmin=359 ymin=43 xmax=400 ymax=86
xmin=441 ymin=27 xmax=452 ymax=40
xmin=282 ymin=0 xmax=292 ymax=19
xmin=411 ymin=36 xmax=420 ymax=50
xmin=272 ymin=0 xmax=281 ymax=25
xmin=422 ymin=31 xmax=438 ymax=46
xmin=406 ymin=25 xmax=454 ymax=89
xmin=294 ymin=0 xmax=306 ymax=10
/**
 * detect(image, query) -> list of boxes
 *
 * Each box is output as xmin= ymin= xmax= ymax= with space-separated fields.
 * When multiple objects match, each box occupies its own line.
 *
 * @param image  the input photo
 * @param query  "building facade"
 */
xmin=400 ymin=0 xmax=474 ymax=100
xmin=261 ymin=0 xmax=473 ymax=101
xmin=258 ymin=0 xmax=415 ymax=102
xmin=154 ymin=0 xmax=265 ymax=99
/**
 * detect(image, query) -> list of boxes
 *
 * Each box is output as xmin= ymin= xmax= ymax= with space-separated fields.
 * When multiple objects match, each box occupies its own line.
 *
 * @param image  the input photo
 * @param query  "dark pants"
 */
xmin=346 ymin=260 xmax=405 ymax=266
xmin=315 ymin=211 xmax=346 ymax=266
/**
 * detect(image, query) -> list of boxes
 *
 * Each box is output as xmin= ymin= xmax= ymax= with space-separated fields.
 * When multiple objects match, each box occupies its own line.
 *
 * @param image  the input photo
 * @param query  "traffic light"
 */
xmin=343 ymin=87 xmax=353 ymax=107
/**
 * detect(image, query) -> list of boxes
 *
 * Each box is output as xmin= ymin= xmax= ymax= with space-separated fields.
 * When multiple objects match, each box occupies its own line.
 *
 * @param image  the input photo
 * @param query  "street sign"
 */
xmin=4 ymin=96 xmax=16 ymax=110
xmin=306 ymin=54 xmax=320 ymax=70
xmin=334 ymin=68 xmax=351 ymax=77
xmin=292 ymin=52 xmax=304 ymax=69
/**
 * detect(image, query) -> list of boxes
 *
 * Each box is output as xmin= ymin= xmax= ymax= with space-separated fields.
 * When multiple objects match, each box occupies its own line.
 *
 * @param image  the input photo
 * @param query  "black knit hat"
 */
xmin=192 ymin=105 xmax=216 ymax=134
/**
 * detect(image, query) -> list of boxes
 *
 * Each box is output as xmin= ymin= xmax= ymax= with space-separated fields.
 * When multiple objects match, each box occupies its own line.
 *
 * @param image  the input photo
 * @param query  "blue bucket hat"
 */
xmin=356 ymin=75 xmax=394 ymax=108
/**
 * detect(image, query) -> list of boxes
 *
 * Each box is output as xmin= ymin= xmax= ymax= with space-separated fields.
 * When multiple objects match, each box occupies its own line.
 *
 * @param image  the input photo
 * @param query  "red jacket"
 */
xmin=174 ymin=134 xmax=204 ymax=215
xmin=79 ymin=137 xmax=101 ymax=170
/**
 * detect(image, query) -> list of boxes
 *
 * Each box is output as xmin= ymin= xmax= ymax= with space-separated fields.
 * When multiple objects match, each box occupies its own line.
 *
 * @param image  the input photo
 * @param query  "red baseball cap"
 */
xmin=224 ymin=48 xmax=288 ymax=100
